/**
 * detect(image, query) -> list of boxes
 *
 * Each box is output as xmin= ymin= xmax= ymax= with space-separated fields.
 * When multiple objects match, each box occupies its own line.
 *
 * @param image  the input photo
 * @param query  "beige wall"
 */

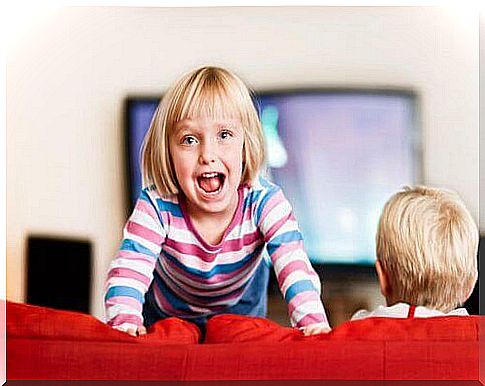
xmin=7 ymin=6 xmax=479 ymax=320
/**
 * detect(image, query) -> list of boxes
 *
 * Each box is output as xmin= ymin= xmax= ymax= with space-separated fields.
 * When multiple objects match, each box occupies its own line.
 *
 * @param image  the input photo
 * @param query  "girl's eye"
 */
xmin=219 ymin=130 xmax=233 ymax=140
xmin=181 ymin=135 xmax=198 ymax=145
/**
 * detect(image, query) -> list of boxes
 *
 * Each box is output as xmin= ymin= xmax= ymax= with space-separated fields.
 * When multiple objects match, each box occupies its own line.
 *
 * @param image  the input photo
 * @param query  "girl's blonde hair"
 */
xmin=141 ymin=66 xmax=266 ymax=196
xmin=376 ymin=186 xmax=478 ymax=312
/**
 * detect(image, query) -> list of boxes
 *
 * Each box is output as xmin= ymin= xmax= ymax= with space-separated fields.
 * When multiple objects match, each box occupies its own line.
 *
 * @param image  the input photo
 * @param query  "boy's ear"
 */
xmin=463 ymin=273 xmax=478 ymax=302
xmin=375 ymin=259 xmax=392 ymax=299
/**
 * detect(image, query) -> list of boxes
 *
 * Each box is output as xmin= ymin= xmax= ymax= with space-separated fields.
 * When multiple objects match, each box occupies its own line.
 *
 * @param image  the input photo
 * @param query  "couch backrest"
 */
xmin=204 ymin=313 xmax=480 ymax=343
xmin=6 ymin=300 xmax=201 ymax=344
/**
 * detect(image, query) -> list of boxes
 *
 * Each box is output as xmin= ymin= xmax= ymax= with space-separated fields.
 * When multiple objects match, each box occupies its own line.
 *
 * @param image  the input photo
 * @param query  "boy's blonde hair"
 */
xmin=376 ymin=186 xmax=478 ymax=312
xmin=141 ymin=66 xmax=266 ymax=196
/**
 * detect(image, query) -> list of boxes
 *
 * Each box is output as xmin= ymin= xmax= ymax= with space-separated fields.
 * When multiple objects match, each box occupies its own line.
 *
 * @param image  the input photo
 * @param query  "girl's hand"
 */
xmin=299 ymin=322 xmax=331 ymax=336
xmin=114 ymin=325 xmax=147 ymax=337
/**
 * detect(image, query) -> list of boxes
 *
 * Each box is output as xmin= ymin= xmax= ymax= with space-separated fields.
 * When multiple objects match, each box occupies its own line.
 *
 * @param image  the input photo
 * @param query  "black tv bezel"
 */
xmin=123 ymin=95 xmax=161 ymax=217
xmin=123 ymin=87 xmax=422 ymax=275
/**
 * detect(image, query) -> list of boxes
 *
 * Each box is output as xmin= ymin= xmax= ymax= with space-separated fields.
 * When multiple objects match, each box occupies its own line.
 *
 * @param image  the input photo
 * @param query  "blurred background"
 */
xmin=6 ymin=6 xmax=480 ymax=327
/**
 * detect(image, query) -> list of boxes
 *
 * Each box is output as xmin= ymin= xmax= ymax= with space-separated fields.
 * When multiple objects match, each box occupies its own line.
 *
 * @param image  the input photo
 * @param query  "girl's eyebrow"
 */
xmin=217 ymin=122 xmax=234 ymax=128
xmin=174 ymin=120 xmax=196 ymax=133
xmin=216 ymin=119 xmax=240 ymax=129
xmin=174 ymin=128 xmax=200 ymax=139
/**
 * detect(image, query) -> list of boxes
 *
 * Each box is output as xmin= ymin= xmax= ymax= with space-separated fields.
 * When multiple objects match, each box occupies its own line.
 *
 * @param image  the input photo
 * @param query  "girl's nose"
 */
xmin=199 ymin=142 xmax=216 ymax=164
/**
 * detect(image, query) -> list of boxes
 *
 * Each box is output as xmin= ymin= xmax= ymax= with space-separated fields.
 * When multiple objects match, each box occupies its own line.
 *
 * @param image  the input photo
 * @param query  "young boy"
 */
xmin=352 ymin=186 xmax=478 ymax=320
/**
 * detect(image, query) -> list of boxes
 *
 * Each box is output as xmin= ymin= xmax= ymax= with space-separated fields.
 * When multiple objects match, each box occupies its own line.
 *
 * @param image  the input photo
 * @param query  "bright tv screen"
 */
xmin=125 ymin=90 xmax=420 ymax=266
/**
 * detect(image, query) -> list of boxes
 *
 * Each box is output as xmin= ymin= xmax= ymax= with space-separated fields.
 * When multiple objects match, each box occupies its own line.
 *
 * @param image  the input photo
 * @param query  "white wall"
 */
xmin=7 ymin=6 xmax=479 ymax=320
xmin=480 ymin=11 xmax=485 ymax=232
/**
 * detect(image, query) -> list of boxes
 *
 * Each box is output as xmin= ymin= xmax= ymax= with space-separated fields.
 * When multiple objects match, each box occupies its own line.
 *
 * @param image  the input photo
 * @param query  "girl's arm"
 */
xmin=104 ymin=189 xmax=166 ymax=333
xmin=257 ymin=185 xmax=330 ymax=330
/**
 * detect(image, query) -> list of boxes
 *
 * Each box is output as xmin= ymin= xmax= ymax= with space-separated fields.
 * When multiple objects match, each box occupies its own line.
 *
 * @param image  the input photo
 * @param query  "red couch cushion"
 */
xmin=7 ymin=300 xmax=201 ymax=344
xmin=205 ymin=314 xmax=300 ymax=342
xmin=205 ymin=313 xmax=479 ymax=343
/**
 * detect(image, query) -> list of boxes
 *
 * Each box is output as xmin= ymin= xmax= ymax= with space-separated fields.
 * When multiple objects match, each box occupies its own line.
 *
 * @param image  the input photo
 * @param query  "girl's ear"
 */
xmin=375 ymin=259 xmax=392 ymax=299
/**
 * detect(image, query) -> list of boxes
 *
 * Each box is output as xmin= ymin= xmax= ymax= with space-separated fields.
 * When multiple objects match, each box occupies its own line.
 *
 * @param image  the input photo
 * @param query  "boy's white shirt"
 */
xmin=351 ymin=302 xmax=469 ymax=321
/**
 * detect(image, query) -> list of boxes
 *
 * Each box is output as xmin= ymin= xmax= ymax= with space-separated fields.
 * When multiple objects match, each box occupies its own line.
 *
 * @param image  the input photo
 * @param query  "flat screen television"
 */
xmin=124 ymin=89 xmax=421 ymax=268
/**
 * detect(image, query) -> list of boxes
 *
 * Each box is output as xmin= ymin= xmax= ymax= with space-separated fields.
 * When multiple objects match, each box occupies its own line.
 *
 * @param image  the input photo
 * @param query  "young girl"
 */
xmin=104 ymin=66 xmax=330 ymax=336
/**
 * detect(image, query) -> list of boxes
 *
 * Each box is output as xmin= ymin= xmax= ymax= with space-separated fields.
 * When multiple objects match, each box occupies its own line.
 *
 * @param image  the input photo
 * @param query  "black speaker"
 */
xmin=26 ymin=236 xmax=92 ymax=313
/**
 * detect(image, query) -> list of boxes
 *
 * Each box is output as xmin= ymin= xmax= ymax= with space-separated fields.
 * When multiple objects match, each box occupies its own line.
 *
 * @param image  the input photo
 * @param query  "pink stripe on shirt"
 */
xmin=269 ymin=240 xmax=302 ymax=264
xmin=135 ymin=199 xmax=159 ymax=218
xmin=167 ymin=215 xmax=191 ymax=231
xmin=258 ymin=190 xmax=285 ymax=226
xmin=107 ymin=267 xmax=152 ymax=287
xmin=287 ymin=290 xmax=321 ymax=317
xmin=222 ymin=231 xmax=261 ymax=252
xmin=297 ymin=313 xmax=326 ymax=327
xmin=118 ymin=249 xmax=157 ymax=264
xmin=275 ymin=260 xmax=314 ymax=287
xmin=106 ymin=296 xmax=143 ymax=313
xmin=164 ymin=230 xmax=261 ymax=262
xmin=264 ymin=214 xmax=291 ymax=242
xmin=126 ymin=221 xmax=164 ymax=246
xmin=108 ymin=313 xmax=143 ymax=327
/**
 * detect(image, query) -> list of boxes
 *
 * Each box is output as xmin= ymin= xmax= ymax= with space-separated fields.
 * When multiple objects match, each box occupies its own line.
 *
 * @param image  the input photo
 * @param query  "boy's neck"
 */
xmin=384 ymin=294 xmax=402 ymax=308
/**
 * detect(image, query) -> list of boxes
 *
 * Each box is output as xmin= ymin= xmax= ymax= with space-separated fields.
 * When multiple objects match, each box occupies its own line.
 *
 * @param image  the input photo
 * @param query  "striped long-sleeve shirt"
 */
xmin=105 ymin=176 xmax=328 ymax=331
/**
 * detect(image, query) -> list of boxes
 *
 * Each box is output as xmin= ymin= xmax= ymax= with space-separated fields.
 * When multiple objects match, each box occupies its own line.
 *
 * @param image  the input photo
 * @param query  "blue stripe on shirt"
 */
xmin=266 ymin=230 xmax=303 ymax=255
xmin=255 ymin=186 xmax=280 ymax=225
xmin=105 ymin=286 xmax=145 ymax=303
xmin=242 ymin=189 xmax=263 ymax=213
xmin=284 ymin=280 xmax=317 ymax=303
xmin=139 ymin=189 xmax=153 ymax=203
xmin=138 ymin=189 xmax=166 ymax=228
xmin=155 ymin=198 xmax=183 ymax=218
xmin=120 ymin=239 xmax=158 ymax=259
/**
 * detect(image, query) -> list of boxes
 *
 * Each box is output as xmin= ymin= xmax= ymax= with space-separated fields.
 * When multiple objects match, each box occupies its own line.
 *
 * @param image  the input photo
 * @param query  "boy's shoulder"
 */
xmin=351 ymin=303 xmax=470 ymax=320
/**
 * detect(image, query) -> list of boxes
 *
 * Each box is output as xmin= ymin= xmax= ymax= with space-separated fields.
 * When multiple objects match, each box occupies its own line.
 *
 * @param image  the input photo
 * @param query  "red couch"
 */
xmin=6 ymin=300 xmax=481 ymax=381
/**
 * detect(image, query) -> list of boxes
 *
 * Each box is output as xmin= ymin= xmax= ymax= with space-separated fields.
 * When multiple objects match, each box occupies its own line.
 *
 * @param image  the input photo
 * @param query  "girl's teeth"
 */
xmin=197 ymin=173 xmax=224 ymax=194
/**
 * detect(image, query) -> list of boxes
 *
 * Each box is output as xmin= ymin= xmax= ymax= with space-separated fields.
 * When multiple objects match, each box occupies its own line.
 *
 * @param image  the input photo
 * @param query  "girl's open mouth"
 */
xmin=197 ymin=172 xmax=226 ymax=195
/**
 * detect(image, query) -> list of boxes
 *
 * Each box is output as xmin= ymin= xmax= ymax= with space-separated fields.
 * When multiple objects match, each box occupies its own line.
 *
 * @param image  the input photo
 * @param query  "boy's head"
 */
xmin=142 ymin=66 xmax=266 ymax=196
xmin=376 ymin=186 xmax=478 ymax=312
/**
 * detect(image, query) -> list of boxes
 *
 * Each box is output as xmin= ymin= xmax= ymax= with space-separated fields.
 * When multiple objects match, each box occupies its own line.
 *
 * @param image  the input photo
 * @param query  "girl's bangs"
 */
xmin=175 ymin=82 xmax=244 ymax=124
